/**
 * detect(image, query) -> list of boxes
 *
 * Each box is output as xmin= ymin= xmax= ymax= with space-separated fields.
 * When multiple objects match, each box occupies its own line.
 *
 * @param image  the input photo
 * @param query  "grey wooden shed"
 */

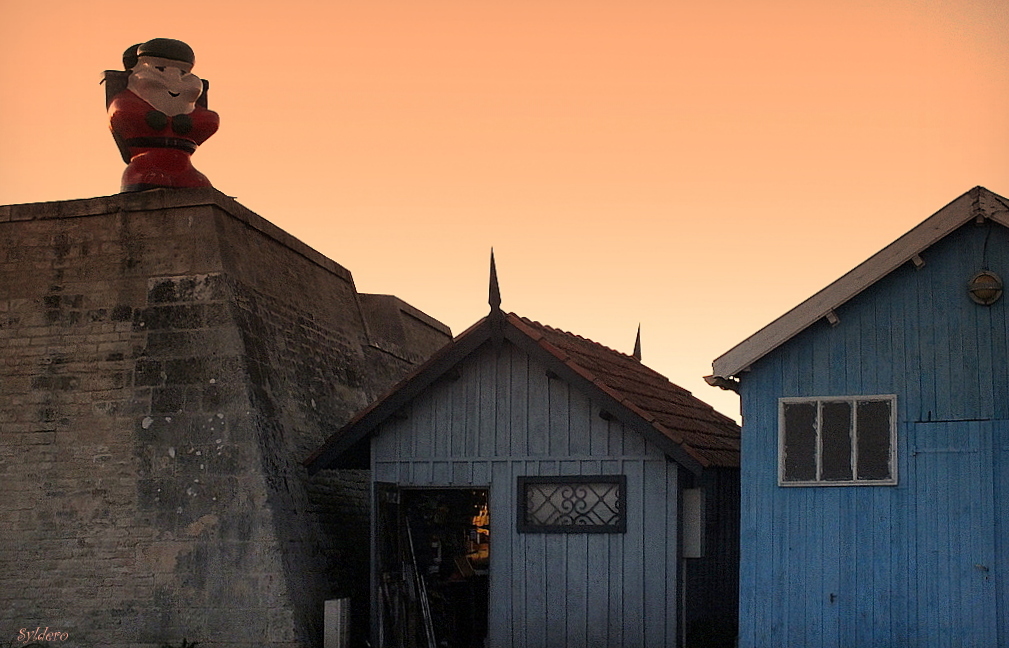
xmin=308 ymin=289 xmax=740 ymax=648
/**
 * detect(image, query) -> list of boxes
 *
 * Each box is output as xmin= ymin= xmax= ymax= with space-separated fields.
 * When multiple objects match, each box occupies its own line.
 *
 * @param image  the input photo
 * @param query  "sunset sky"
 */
xmin=2 ymin=0 xmax=1008 ymax=420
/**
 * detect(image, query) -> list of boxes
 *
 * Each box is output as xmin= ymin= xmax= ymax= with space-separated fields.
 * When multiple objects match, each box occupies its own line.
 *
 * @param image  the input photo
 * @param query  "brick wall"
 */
xmin=0 ymin=189 xmax=450 ymax=647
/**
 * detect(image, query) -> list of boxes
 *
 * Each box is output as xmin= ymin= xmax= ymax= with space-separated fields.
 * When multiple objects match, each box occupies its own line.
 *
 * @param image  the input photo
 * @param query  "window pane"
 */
xmin=821 ymin=401 xmax=853 ymax=481
xmin=783 ymin=402 xmax=817 ymax=481
xmin=857 ymin=400 xmax=892 ymax=480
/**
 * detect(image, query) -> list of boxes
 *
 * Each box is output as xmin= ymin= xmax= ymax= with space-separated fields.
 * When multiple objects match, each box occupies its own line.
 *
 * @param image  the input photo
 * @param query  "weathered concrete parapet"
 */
xmin=0 ymin=188 xmax=451 ymax=647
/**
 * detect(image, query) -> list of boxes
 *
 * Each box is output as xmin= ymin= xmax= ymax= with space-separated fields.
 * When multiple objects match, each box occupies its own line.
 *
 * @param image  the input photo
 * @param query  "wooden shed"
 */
xmin=308 ymin=276 xmax=740 ymax=648
xmin=708 ymin=186 xmax=1009 ymax=647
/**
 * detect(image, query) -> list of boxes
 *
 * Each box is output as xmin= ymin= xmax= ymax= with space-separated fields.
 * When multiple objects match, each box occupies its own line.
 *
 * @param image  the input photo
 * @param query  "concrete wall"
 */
xmin=0 ymin=188 xmax=450 ymax=647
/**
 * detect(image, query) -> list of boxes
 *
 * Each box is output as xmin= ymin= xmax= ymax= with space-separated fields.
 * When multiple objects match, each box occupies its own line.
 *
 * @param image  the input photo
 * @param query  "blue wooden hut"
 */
xmin=308 ymin=268 xmax=740 ymax=648
xmin=708 ymin=186 xmax=1009 ymax=647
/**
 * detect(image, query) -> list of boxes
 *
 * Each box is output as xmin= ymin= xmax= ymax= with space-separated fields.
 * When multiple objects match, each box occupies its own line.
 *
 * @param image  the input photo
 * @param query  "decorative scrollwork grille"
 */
xmin=517 ymin=475 xmax=627 ymax=533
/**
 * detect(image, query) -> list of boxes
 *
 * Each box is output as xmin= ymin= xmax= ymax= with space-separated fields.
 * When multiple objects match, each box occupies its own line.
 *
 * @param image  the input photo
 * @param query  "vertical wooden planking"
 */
xmin=508 ymin=462 xmax=527 ymax=648
xmin=871 ymin=485 xmax=893 ymax=645
xmin=522 ymin=516 xmax=546 ymax=647
xmin=783 ymin=487 xmax=804 ymax=647
xmin=567 ymin=388 xmax=592 ymax=456
xmin=974 ymin=297 xmax=995 ymax=418
xmin=836 ymin=487 xmax=855 ymax=648
xmin=372 ymin=421 xmax=394 ymax=459
xmin=913 ymin=258 xmax=934 ymax=420
xmin=852 ymin=486 xmax=875 ymax=647
xmin=585 ymin=532 xmax=609 ymax=646
xmin=873 ymin=281 xmax=895 ymax=394
xmin=510 ymin=348 xmax=529 ymax=456
xmin=495 ymin=344 xmax=512 ymax=457
xmin=622 ymin=460 xmax=645 ymax=648
xmin=945 ymin=276 xmax=967 ymax=421
xmin=544 ymin=533 xmax=568 ymax=648
xmin=373 ymin=461 xmax=396 ymax=483
xmin=588 ymin=400 xmax=609 ymax=457
xmin=820 ymin=487 xmax=841 ymax=647
xmin=993 ymin=292 xmax=1009 ymax=419
xmin=622 ymin=416 xmax=646 ymax=456
xmin=901 ymin=260 xmax=923 ymax=420
xmin=489 ymin=460 xmax=512 ymax=648
xmin=607 ymin=463 xmax=626 ymax=647
xmin=891 ymin=424 xmax=912 ymax=643
xmin=432 ymin=459 xmax=448 ymax=483
xmin=566 ymin=522 xmax=589 ymax=647
xmin=664 ymin=461 xmax=679 ymax=648
xmin=856 ymin=285 xmax=876 ymax=391
xmin=607 ymin=413 xmax=624 ymax=457
xmin=472 ymin=460 xmax=490 ymax=486
xmin=974 ymin=421 xmax=997 ymax=643
xmin=453 ymin=356 xmax=473 ymax=457
xmin=527 ymin=357 xmax=550 ymax=457
xmin=478 ymin=345 xmax=497 ymax=457
xmin=451 ymin=461 xmax=471 ymax=485
xmin=462 ymin=351 xmax=482 ymax=452
xmin=742 ymin=364 xmax=777 ymax=647
xmin=430 ymin=381 xmax=447 ymax=458
xmin=995 ymin=421 xmax=1009 ymax=641
xmin=413 ymin=387 xmax=435 ymax=458
xmin=548 ymin=371 xmax=570 ymax=457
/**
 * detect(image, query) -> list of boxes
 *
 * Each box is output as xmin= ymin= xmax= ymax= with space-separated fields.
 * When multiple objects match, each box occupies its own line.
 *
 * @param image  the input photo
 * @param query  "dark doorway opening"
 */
xmin=376 ymin=487 xmax=490 ymax=648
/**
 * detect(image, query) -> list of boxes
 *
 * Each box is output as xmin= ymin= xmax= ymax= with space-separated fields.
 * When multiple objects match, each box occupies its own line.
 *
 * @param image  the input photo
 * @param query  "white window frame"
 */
xmin=778 ymin=395 xmax=897 ymax=487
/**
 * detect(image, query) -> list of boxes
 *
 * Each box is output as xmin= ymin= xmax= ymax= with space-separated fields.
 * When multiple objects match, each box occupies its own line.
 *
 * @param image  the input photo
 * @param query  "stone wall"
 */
xmin=0 ymin=189 xmax=450 ymax=647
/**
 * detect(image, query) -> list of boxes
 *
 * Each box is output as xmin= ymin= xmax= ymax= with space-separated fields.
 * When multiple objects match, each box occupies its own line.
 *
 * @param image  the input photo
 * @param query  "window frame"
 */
xmin=516 ymin=475 xmax=627 ymax=534
xmin=778 ymin=395 xmax=897 ymax=487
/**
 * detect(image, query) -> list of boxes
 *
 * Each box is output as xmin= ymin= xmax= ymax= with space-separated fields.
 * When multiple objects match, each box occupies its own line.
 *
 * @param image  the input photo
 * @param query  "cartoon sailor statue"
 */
xmin=104 ymin=38 xmax=219 ymax=192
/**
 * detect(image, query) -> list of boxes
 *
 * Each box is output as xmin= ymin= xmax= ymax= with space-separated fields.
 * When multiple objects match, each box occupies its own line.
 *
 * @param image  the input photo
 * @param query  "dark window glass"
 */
xmin=783 ymin=402 xmax=817 ymax=482
xmin=857 ymin=400 xmax=892 ymax=480
xmin=821 ymin=401 xmax=853 ymax=481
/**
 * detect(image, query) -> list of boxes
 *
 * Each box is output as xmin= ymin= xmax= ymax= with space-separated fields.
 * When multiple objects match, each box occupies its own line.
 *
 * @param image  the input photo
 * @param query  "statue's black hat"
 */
xmin=136 ymin=38 xmax=196 ymax=66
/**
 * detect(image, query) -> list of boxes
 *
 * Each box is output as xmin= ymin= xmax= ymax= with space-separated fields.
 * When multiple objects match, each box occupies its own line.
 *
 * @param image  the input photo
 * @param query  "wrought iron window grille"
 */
xmin=517 ymin=475 xmax=627 ymax=533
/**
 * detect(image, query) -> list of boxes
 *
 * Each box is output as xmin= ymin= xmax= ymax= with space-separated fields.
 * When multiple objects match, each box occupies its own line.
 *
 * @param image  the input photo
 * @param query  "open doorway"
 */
xmin=375 ymin=487 xmax=490 ymax=648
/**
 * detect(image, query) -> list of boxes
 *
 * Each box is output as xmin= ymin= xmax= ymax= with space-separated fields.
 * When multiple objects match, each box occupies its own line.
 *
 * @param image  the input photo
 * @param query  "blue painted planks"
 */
xmin=738 ymin=222 xmax=1009 ymax=647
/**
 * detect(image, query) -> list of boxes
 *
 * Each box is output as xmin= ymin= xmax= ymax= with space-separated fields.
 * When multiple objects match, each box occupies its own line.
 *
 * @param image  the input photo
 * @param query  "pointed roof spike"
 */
xmin=489 ymin=248 xmax=501 ymax=312
xmin=632 ymin=324 xmax=642 ymax=361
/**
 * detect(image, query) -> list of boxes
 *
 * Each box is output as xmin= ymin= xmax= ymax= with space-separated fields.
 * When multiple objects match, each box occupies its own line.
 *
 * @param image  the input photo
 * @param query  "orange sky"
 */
xmin=2 ymin=0 xmax=1008 ymax=420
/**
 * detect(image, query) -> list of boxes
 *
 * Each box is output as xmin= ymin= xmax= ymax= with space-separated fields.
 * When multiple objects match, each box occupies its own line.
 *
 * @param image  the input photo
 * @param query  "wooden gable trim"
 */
xmin=711 ymin=187 xmax=1009 ymax=380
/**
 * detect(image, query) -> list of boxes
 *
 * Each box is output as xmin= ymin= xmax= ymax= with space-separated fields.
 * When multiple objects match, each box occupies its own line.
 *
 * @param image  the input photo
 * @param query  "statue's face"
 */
xmin=128 ymin=56 xmax=203 ymax=116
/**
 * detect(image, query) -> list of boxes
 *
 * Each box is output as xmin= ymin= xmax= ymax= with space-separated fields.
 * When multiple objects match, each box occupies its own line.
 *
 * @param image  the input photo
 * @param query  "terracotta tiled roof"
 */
xmin=510 ymin=315 xmax=740 ymax=468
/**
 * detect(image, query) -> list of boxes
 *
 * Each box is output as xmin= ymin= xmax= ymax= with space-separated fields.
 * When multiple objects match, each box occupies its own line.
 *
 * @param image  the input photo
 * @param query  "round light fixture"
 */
xmin=968 ymin=270 xmax=1003 ymax=305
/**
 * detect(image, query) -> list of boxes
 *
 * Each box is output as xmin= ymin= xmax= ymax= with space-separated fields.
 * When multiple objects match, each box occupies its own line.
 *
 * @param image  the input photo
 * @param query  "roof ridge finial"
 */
xmin=489 ymin=248 xmax=502 ymax=312
xmin=632 ymin=324 xmax=642 ymax=361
